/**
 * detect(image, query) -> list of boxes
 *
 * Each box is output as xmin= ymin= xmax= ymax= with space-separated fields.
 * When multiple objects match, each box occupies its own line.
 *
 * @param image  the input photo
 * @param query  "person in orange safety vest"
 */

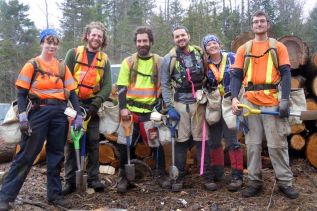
xmin=0 ymin=29 xmax=82 ymax=210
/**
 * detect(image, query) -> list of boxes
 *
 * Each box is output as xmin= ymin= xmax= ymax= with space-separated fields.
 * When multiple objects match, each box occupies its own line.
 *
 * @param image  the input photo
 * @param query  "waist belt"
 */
xmin=245 ymin=84 xmax=277 ymax=91
xmin=175 ymin=85 xmax=203 ymax=93
xmin=32 ymin=99 xmax=67 ymax=106
xmin=127 ymin=99 xmax=156 ymax=111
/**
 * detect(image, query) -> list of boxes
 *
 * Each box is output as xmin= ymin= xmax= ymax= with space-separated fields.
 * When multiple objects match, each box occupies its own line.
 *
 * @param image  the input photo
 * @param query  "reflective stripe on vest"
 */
xmin=125 ymin=55 xmax=159 ymax=112
xmin=245 ymin=39 xmax=278 ymax=96
xmin=74 ymin=46 xmax=107 ymax=100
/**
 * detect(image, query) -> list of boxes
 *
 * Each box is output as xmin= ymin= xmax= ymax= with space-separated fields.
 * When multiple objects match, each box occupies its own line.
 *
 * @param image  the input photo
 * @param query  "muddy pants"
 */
xmin=242 ymin=99 xmax=293 ymax=187
xmin=0 ymin=105 xmax=68 ymax=202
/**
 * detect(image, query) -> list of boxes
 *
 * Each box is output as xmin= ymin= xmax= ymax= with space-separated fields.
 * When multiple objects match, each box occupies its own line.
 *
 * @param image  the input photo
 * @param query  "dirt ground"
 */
xmin=1 ymin=158 xmax=317 ymax=211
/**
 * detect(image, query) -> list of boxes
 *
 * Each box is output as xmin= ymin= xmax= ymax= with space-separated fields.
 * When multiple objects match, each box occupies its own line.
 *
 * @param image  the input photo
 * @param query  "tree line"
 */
xmin=0 ymin=0 xmax=316 ymax=102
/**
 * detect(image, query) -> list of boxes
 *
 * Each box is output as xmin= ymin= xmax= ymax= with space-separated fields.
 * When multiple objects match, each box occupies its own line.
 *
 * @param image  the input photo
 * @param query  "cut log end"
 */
xmin=290 ymin=134 xmax=306 ymax=151
xmin=290 ymin=123 xmax=306 ymax=134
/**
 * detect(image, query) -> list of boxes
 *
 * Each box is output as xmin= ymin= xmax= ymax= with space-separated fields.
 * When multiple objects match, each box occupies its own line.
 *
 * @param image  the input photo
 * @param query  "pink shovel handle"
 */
xmin=200 ymin=120 xmax=206 ymax=175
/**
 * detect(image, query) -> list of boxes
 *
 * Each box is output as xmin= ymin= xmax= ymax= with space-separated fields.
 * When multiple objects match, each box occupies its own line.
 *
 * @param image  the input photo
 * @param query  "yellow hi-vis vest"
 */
xmin=73 ymin=46 xmax=108 ymax=100
xmin=243 ymin=38 xmax=279 ymax=95
xmin=125 ymin=53 xmax=161 ymax=113
xmin=208 ymin=52 xmax=228 ymax=96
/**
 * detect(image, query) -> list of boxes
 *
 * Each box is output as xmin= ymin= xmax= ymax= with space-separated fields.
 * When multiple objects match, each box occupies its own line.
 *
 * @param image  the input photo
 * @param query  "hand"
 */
xmin=87 ymin=105 xmax=98 ymax=118
xmin=279 ymin=99 xmax=289 ymax=118
xmin=167 ymin=107 xmax=180 ymax=121
xmin=18 ymin=112 xmax=31 ymax=135
xmin=73 ymin=114 xmax=83 ymax=130
xmin=120 ymin=108 xmax=131 ymax=121
xmin=231 ymin=97 xmax=242 ymax=115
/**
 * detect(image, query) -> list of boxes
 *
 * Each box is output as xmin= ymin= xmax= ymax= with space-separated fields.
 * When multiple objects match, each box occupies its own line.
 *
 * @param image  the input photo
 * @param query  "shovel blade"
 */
xmin=299 ymin=110 xmax=317 ymax=120
xmin=76 ymin=170 xmax=83 ymax=189
xmin=169 ymin=165 xmax=179 ymax=180
xmin=125 ymin=164 xmax=135 ymax=181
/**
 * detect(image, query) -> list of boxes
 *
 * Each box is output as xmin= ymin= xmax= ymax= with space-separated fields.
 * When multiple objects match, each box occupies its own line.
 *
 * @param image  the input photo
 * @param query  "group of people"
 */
xmin=0 ymin=10 xmax=298 ymax=211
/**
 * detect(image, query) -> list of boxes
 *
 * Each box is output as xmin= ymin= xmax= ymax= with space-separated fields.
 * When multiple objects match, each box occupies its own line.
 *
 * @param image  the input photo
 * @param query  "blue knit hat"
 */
xmin=202 ymin=34 xmax=220 ymax=50
xmin=39 ymin=28 xmax=58 ymax=43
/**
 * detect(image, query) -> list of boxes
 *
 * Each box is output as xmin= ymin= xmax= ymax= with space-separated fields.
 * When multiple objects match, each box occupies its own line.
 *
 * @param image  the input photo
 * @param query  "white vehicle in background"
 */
xmin=110 ymin=64 xmax=121 ymax=84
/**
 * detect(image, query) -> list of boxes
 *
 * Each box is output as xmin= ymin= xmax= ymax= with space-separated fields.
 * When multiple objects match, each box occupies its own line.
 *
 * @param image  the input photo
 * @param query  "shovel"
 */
xmin=70 ymin=127 xmax=83 ymax=190
xmin=121 ymin=115 xmax=135 ymax=181
xmin=238 ymin=104 xmax=317 ymax=120
xmin=166 ymin=118 xmax=179 ymax=181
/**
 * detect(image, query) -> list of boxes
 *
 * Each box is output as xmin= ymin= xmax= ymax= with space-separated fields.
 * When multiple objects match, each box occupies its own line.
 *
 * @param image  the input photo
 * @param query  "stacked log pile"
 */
xmin=1 ymin=35 xmax=316 ymax=173
xmin=232 ymin=34 xmax=317 ymax=168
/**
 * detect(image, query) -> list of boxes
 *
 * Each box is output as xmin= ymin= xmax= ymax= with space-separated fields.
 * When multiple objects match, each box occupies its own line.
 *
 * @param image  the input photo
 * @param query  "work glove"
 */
xmin=73 ymin=114 xmax=83 ymax=131
xmin=279 ymin=99 xmax=289 ymax=118
xmin=87 ymin=105 xmax=98 ymax=119
xmin=167 ymin=107 xmax=180 ymax=121
xmin=18 ymin=112 xmax=31 ymax=136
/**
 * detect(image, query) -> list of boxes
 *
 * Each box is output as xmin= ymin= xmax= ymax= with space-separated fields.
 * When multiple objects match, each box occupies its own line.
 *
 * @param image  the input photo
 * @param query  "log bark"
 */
xmin=230 ymin=31 xmax=254 ymax=53
xmin=290 ymin=123 xmax=306 ymax=134
xmin=291 ymin=75 xmax=306 ymax=88
xmin=278 ymin=35 xmax=309 ymax=69
xmin=0 ymin=141 xmax=15 ymax=163
xmin=290 ymin=134 xmax=306 ymax=151
xmin=306 ymin=132 xmax=317 ymax=168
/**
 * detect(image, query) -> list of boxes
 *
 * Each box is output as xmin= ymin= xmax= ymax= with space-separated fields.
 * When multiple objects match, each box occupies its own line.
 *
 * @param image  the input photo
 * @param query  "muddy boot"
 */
xmin=48 ymin=196 xmax=70 ymax=208
xmin=279 ymin=186 xmax=299 ymax=199
xmin=88 ymin=180 xmax=105 ymax=192
xmin=62 ymin=182 xmax=76 ymax=195
xmin=204 ymin=178 xmax=218 ymax=191
xmin=171 ymin=178 xmax=184 ymax=192
xmin=242 ymin=182 xmax=263 ymax=198
xmin=117 ymin=169 xmax=129 ymax=193
xmin=227 ymin=177 xmax=243 ymax=192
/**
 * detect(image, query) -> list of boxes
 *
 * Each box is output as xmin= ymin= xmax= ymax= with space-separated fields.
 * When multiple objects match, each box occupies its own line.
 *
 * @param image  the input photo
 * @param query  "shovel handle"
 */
xmin=70 ymin=127 xmax=83 ymax=150
xmin=166 ymin=118 xmax=179 ymax=138
xmin=121 ymin=115 xmax=133 ymax=137
xmin=237 ymin=104 xmax=261 ymax=117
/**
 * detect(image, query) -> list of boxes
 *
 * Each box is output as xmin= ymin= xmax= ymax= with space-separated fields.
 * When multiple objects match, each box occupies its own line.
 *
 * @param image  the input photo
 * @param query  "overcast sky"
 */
xmin=19 ymin=0 xmax=317 ymax=30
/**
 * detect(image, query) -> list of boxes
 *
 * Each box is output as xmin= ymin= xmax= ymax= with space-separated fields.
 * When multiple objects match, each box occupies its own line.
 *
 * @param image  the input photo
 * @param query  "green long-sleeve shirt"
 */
xmin=64 ymin=47 xmax=112 ymax=109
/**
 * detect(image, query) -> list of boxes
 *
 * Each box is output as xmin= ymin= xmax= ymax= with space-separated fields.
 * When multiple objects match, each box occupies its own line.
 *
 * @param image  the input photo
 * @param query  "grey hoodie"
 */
xmin=161 ymin=46 xmax=204 ymax=108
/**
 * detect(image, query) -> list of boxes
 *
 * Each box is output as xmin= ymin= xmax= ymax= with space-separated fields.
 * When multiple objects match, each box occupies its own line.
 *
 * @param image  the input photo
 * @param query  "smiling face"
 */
xmin=41 ymin=36 xmax=59 ymax=56
xmin=251 ymin=15 xmax=270 ymax=35
xmin=205 ymin=40 xmax=221 ymax=56
xmin=173 ymin=28 xmax=190 ymax=49
xmin=86 ymin=28 xmax=104 ymax=51
xmin=136 ymin=33 xmax=152 ymax=57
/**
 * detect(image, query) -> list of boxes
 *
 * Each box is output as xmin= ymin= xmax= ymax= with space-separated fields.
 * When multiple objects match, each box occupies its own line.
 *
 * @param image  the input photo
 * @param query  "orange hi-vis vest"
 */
xmin=208 ymin=52 xmax=228 ymax=96
xmin=73 ymin=46 xmax=108 ymax=100
xmin=243 ymin=38 xmax=279 ymax=96
xmin=16 ymin=57 xmax=69 ymax=100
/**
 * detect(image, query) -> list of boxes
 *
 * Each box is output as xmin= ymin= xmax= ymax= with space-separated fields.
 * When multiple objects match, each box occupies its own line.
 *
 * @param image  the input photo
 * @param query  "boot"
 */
xmin=242 ymin=183 xmax=263 ymax=198
xmin=48 ymin=196 xmax=70 ymax=208
xmin=210 ymin=147 xmax=225 ymax=180
xmin=117 ymin=169 xmax=129 ymax=193
xmin=62 ymin=182 xmax=76 ymax=195
xmin=171 ymin=179 xmax=184 ymax=192
xmin=227 ymin=177 xmax=243 ymax=192
xmin=88 ymin=180 xmax=105 ymax=192
xmin=204 ymin=178 xmax=218 ymax=191
xmin=279 ymin=186 xmax=299 ymax=199
xmin=0 ymin=201 xmax=10 ymax=211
